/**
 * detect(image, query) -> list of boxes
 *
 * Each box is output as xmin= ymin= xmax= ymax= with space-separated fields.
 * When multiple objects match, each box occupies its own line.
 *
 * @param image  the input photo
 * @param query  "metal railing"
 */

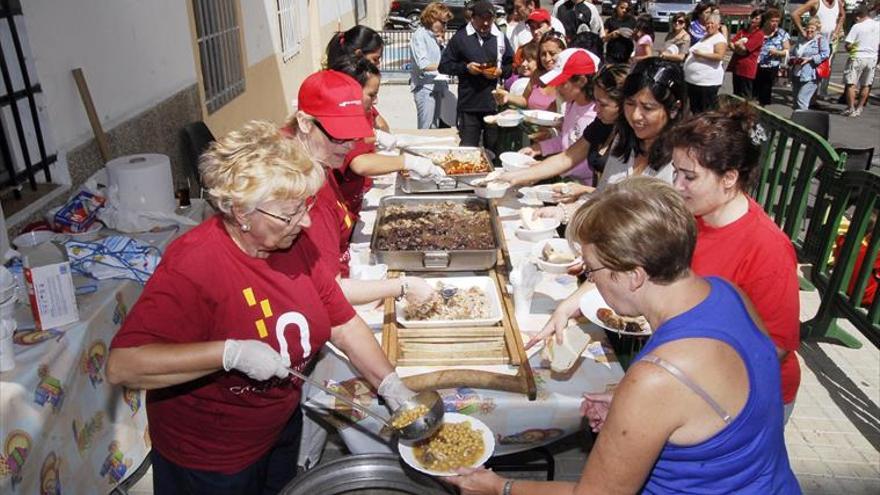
xmin=378 ymin=29 xmax=457 ymax=74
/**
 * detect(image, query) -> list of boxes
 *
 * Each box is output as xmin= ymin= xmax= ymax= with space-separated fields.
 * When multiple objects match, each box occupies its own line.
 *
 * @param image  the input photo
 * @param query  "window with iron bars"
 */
xmin=277 ymin=0 xmax=304 ymax=61
xmin=354 ymin=0 xmax=367 ymax=22
xmin=192 ymin=0 xmax=245 ymax=114
xmin=0 ymin=0 xmax=59 ymax=217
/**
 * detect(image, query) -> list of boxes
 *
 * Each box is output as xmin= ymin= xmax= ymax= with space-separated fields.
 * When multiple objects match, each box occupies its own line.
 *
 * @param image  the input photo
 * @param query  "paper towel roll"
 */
xmin=106 ymin=154 xmax=176 ymax=213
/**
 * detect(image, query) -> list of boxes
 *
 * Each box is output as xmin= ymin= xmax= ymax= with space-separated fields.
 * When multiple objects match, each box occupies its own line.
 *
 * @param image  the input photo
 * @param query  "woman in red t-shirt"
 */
xmin=728 ymin=10 xmax=766 ymax=99
xmin=107 ymin=121 xmax=415 ymax=494
xmin=325 ymin=57 xmax=447 ymax=218
xmin=668 ymin=103 xmax=801 ymax=422
xmin=284 ymin=70 xmax=436 ymax=302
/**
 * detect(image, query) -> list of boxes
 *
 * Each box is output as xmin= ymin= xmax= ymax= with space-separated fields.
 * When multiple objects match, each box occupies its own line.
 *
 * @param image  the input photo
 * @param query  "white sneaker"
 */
xmin=842 ymin=107 xmax=854 ymax=116
xmin=852 ymin=107 xmax=863 ymax=117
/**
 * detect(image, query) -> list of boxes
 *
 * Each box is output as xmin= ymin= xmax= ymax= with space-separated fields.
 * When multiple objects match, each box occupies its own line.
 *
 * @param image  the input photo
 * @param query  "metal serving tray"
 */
xmin=399 ymin=146 xmax=495 ymax=194
xmin=370 ymin=195 xmax=500 ymax=271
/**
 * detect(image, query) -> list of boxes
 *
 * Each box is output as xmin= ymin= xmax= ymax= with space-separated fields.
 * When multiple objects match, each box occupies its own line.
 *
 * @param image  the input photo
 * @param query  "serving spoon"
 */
xmin=286 ymin=367 xmax=444 ymax=441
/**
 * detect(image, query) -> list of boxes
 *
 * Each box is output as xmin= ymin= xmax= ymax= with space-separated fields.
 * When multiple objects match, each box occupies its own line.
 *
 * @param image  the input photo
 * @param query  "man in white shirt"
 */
xmin=842 ymin=5 xmax=880 ymax=116
xmin=508 ymin=0 xmax=567 ymax=51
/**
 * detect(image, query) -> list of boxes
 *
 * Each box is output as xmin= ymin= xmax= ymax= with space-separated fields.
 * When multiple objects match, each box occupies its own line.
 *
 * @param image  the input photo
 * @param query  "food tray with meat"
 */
xmin=371 ymin=195 xmax=500 ymax=271
xmin=399 ymin=146 xmax=494 ymax=194
xmin=395 ymin=277 xmax=503 ymax=328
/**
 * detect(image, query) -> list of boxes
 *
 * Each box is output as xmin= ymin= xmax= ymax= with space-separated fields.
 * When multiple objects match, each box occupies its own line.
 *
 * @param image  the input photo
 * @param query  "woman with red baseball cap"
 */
xmin=279 ymin=70 xmax=436 ymax=307
xmin=514 ymin=48 xmax=599 ymax=185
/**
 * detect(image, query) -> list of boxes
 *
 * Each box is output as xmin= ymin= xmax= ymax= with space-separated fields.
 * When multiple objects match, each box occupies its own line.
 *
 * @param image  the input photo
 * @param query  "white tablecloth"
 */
xmin=0 ymin=202 xmax=207 ymax=494
xmin=298 ymin=174 xmax=625 ymax=467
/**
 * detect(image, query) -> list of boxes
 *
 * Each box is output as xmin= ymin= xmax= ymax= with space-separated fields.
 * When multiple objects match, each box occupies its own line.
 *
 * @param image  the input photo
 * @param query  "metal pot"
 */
xmin=280 ymin=454 xmax=454 ymax=495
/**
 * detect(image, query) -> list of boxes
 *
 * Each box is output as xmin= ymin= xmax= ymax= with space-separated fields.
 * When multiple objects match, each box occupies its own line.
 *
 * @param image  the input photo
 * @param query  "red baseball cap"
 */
xmin=297 ymin=70 xmax=372 ymax=140
xmin=526 ymin=8 xmax=551 ymax=25
xmin=540 ymin=48 xmax=599 ymax=86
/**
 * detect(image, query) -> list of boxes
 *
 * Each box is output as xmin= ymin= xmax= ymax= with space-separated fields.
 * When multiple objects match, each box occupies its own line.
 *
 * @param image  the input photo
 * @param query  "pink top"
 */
xmin=635 ymin=34 xmax=653 ymax=58
xmin=539 ymin=101 xmax=597 ymax=184
xmin=527 ymin=82 xmax=557 ymax=111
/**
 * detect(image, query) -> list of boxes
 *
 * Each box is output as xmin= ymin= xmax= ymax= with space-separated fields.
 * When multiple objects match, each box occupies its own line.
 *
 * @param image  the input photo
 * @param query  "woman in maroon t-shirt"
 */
xmin=728 ymin=10 xmax=767 ymax=99
xmin=108 ymin=120 xmax=416 ymax=494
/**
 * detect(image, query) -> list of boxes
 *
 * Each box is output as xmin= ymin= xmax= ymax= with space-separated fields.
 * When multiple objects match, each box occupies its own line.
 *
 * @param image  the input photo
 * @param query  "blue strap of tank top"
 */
xmin=641 ymin=354 xmax=733 ymax=424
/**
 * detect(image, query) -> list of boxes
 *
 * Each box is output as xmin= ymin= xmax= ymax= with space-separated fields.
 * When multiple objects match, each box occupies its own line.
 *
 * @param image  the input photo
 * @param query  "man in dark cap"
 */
xmin=439 ymin=0 xmax=513 ymax=148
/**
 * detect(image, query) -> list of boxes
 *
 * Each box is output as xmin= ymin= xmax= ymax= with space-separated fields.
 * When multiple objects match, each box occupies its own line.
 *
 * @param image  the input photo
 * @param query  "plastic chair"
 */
xmin=181 ymin=121 xmax=216 ymax=190
xmin=790 ymin=110 xmax=829 ymax=140
xmin=834 ymin=146 xmax=875 ymax=172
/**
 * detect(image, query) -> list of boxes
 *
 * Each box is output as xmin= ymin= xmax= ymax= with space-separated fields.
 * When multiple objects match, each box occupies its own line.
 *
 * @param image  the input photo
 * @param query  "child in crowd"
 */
xmin=505 ymin=40 xmax=540 ymax=97
xmin=631 ymin=15 xmax=655 ymax=63
xmin=494 ymin=30 xmax=567 ymax=112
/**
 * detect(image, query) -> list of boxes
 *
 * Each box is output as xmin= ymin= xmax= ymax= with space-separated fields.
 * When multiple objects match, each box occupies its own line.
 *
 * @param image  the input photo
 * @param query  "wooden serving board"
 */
xmin=382 ymin=200 xmax=537 ymax=399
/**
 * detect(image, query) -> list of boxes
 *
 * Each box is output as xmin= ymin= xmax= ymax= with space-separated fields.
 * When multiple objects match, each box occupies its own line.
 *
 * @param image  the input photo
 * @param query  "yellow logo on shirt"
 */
xmin=242 ymin=287 xmax=273 ymax=338
xmin=336 ymin=200 xmax=353 ymax=229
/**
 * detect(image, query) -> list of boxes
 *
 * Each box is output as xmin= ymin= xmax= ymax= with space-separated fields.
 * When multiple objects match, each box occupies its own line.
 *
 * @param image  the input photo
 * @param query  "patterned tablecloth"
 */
xmin=0 ymin=206 xmax=204 ymax=494
xmin=298 ymin=173 xmax=626 ymax=467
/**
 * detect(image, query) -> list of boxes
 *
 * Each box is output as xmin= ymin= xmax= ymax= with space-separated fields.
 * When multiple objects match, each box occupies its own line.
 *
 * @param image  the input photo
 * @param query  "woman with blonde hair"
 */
xmin=410 ymin=2 xmax=453 ymax=128
xmin=790 ymin=17 xmax=830 ymax=110
xmin=453 ymin=177 xmax=800 ymax=494
xmin=107 ymin=121 xmax=415 ymax=494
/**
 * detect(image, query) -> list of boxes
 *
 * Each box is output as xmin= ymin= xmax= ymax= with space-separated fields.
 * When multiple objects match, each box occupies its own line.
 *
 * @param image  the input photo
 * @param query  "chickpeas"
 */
xmin=390 ymin=404 xmax=429 ymax=430
xmin=414 ymin=420 xmax=485 ymax=472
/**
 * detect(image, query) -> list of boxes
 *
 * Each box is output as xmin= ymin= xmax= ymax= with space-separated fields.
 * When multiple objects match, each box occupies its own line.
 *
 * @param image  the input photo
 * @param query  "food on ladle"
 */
xmin=391 ymin=404 xmax=430 ymax=429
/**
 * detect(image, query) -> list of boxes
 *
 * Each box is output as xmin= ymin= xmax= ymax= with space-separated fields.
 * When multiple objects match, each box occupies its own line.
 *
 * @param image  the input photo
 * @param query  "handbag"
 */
xmin=816 ymin=58 xmax=831 ymax=79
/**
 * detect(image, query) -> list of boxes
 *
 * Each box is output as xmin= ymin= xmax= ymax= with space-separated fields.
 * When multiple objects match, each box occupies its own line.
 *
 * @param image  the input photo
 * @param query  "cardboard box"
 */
xmin=23 ymin=244 xmax=79 ymax=330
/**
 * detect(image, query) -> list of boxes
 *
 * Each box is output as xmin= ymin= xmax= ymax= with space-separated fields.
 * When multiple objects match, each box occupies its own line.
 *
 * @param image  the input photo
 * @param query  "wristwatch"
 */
xmin=396 ymin=277 xmax=409 ymax=301
xmin=502 ymin=480 xmax=514 ymax=495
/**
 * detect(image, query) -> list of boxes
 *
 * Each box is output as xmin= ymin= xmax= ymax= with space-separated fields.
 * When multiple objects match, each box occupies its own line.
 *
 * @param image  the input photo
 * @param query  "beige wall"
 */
xmin=190 ymin=0 xmax=393 ymax=138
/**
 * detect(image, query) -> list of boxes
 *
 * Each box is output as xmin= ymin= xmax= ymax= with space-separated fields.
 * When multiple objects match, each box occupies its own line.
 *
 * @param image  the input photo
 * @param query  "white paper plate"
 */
xmin=396 ymin=276 xmax=503 ymax=328
xmin=522 ymin=109 xmax=563 ymax=127
xmin=579 ymin=288 xmax=652 ymax=336
xmin=398 ymin=413 xmax=495 ymax=477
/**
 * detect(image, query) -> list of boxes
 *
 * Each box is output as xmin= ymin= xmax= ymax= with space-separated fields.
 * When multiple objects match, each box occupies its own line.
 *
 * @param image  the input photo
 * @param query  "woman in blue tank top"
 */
xmin=449 ymin=177 xmax=800 ymax=494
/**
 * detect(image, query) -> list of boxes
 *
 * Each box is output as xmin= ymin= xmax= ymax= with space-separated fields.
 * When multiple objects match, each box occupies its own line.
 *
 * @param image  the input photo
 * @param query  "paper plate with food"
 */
xmin=395 ymin=277 xmax=503 ymax=328
xmin=398 ymin=413 xmax=495 ymax=477
xmin=532 ymin=238 xmax=581 ymax=274
xmin=579 ymin=288 xmax=652 ymax=336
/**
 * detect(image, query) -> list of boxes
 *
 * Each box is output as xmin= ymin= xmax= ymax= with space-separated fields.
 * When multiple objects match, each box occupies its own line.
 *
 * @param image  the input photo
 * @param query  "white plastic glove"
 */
xmin=378 ymin=371 xmax=418 ymax=411
xmin=404 ymin=154 xmax=447 ymax=180
xmin=222 ymin=339 xmax=289 ymax=381
xmin=374 ymin=129 xmax=398 ymax=151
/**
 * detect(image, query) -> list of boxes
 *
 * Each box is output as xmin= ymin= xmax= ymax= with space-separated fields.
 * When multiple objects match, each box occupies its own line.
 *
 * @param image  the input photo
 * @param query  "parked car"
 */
xmin=645 ymin=0 xmax=700 ymax=28
xmin=717 ymin=0 xmax=759 ymax=33
xmin=385 ymin=0 xmax=506 ymax=30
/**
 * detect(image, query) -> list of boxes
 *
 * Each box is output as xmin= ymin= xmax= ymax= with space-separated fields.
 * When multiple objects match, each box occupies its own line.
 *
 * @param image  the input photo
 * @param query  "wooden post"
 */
xmin=72 ymin=68 xmax=111 ymax=163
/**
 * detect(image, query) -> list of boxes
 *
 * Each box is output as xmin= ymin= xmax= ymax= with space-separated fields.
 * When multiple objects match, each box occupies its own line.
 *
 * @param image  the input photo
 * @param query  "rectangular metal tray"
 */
xmin=398 ymin=146 xmax=494 ymax=194
xmin=370 ymin=195 xmax=500 ymax=271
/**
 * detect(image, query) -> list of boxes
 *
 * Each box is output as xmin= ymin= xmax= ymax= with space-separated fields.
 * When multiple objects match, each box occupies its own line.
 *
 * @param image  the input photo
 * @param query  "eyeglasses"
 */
xmin=312 ymin=119 xmax=349 ymax=145
xmin=674 ymin=19 xmax=686 ymax=24
xmin=255 ymin=196 xmax=317 ymax=225
xmin=578 ymin=265 xmax=607 ymax=282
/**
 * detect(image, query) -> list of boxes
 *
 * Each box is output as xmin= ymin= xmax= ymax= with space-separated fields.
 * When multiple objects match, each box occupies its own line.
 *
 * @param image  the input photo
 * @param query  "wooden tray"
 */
xmin=382 ymin=200 xmax=537 ymax=399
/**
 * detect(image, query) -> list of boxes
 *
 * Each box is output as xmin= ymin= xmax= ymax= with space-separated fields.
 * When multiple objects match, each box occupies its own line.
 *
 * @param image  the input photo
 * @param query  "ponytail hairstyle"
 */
xmin=666 ymin=102 xmax=761 ymax=191
xmin=325 ymin=25 xmax=384 ymax=68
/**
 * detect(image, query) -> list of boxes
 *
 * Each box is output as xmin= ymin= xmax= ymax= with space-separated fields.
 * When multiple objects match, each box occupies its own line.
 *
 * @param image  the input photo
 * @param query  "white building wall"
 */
xmin=20 ymin=0 xmax=197 ymax=151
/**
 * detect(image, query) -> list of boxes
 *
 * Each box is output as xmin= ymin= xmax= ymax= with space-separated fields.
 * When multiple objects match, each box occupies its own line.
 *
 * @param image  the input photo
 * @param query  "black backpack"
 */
xmin=559 ymin=1 xmax=594 ymax=37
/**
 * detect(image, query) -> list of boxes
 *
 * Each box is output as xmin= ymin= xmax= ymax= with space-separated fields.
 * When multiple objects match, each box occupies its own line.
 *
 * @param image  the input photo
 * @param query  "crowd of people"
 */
xmin=97 ymin=1 xmax=880 ymax=493
xmin=407 ymin=0 xmax=877 ymax=126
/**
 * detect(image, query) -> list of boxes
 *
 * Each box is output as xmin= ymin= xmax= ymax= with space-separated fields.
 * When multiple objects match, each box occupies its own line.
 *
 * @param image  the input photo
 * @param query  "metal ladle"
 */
xmin=286 ymin=367 xmax=444 ymax=442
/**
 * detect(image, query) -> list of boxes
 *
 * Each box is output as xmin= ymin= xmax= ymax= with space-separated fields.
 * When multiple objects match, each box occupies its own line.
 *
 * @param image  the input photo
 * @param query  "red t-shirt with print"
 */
xmin=111 ymin=216 xmax=355 ymax=474
xmin=337 ymin=107 xmax=381 ymax=217
xmin=302 ymin=170 xmax=357 ymax=278
xmin=691 ymin=197 xmax=801 ymax=404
